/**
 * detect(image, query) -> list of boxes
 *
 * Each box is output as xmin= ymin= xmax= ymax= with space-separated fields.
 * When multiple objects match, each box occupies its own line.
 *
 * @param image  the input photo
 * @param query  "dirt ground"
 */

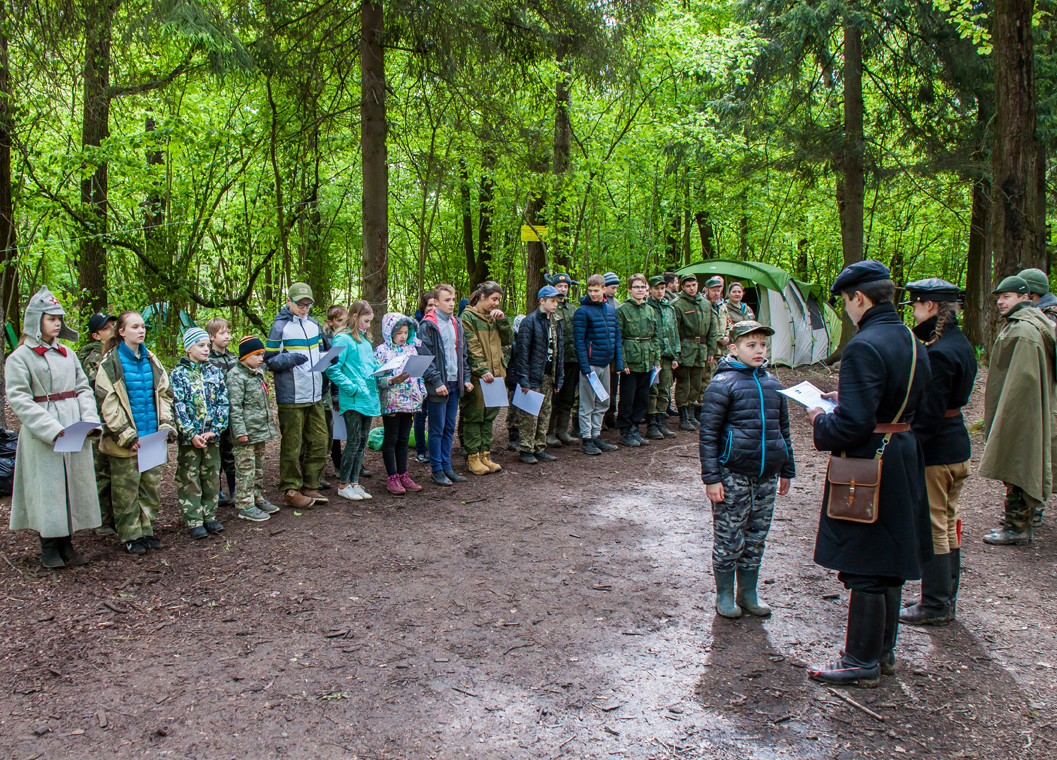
xmin=0 ymin=365 xmax=1054 ymax=760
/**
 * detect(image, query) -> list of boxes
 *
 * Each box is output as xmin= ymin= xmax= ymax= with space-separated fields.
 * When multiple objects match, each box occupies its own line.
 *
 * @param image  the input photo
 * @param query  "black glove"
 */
xmin=291 ymin=353 xmax=309 ymax=367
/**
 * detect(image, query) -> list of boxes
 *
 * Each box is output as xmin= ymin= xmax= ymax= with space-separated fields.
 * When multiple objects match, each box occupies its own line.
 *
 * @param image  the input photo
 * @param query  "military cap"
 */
xmin=902 ymin=278 xmax=962 ymax=304
xmin=603 ymin=272 xmax=620 ymax=287
xmin=992 ymin=275 xmax=1030 ymax=295
xmin=648 ymin=275 xmax=666 ymax=287
xmin=729 ymin=320 xmax=775 ymax=342
xmin=1017 ymin=268 xmax=1051 ymax=296
xmin=537 ymin=285 xmax=560 ymax=299
xmin=546 ymin=272 xmax=579 ymax=287
xmin=679 ymin=273 xmax=698 ymax=285
xmin=829 ymin=259 xmax=891 ymax=296
xmin=704 ymin=276 xmax=724 ymax=289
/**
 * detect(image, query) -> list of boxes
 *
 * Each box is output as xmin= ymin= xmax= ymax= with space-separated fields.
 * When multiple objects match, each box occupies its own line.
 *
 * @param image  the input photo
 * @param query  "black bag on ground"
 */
xmin=0 ymin=429 xmax=17 ymax=497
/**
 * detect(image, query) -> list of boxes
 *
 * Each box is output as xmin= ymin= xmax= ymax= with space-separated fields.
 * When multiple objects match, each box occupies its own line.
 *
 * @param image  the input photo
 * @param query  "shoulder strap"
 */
xmin=873 ymin=327 xmax=918 ymax=460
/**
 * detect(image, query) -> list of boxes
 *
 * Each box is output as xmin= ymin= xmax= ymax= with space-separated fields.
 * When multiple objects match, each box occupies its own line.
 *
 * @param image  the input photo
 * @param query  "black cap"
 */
xmin=830 ymin=260 xmax=892 ymax=296
xmin=87 ymin=312 xmax=116 ymax=333
xmin=546 ymin=273 xmax=579 ymax=287
xmin=902 ymin=278 xmax=962 ymax=305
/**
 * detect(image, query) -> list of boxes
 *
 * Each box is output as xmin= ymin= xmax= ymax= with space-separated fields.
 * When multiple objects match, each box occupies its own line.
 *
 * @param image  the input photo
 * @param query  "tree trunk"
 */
xmin=550 ymin=48 xmax=573 ymax=272
xmin=1037 ymin=141 xmax=1048 ymax=269
xmin=964 ymin=174 xmax=993 ymax=349
xmin=739 ymin=193 xmax=749 ymax=260
xmin=695 ymin=211 xmax=715 ymax=260
xmin=79 ymin=0 xmax=119 ymax=313
xmin=991 ymin=0 xmax=1042 ymax=289
xmin=682 ymin=172 xmax=691 ymax=265
xmin=0 ymin=0 xmax=17 ymax=332
xmin=476 ymin=150 xmax=494 ymax=285
xmin=525 ymin=190 xmax=547 ymax=314
xmin=459 ymin=159 xmax=475 ymax=279
xmin=361 ymin=0 xmax=388 ymax=344
xmin=666 ymin=214 xmax=680 ymax=267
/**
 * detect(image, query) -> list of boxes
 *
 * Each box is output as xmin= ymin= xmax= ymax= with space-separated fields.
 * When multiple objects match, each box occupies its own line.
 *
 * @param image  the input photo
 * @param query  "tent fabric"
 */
xmin=674 ymin=259 xmax=841 ymax=366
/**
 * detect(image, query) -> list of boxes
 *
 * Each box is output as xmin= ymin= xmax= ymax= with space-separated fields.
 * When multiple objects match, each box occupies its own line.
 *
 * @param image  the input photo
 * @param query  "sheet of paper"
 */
xmin=512 ymin=385 xmax=545 ymax=416
xmin=53 ymin=421 xmax=102 ymax=453
xmin=331 ymin=409 xmax=347 ymax=440
xmin=650 ymin=366 xmax=661 ymax=386
xmin=588 ymin=371 xmax=610 ymax=402
xmin=479 ymin=377 xmax=508 ymax=407
xmin=400 ymin=354 xmax=433 ymax=378
xmin=309 ymin=343 xmax=346 ymax=373
xmin=370 ymin=354 xmax=406 ymax=378
xmin=137 ymin=429 xmax=170 ymax=473
xmin=777 ymin=380 xmax=837 ymax=413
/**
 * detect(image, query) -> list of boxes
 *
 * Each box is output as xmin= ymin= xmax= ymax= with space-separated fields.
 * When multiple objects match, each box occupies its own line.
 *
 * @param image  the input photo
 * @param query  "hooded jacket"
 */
xmin=461 ymin=304 xmax=514 ymax=379
xmin=572 ymin=295 xmax=623 ymax=374
xmin=227 ymin=361 xmax=277 ymax=444
xmin=327 ymin=329 xmax=381 ymax=418
xmin=170 ymin=356 xmax=230 ymax=445
xmin=648 ymin=294 xmax=681 ymax=361
xmin=699 ymin=357 xmax=795 ymax=484
xmin=418 ymin=309 xmax=472 ymax=402
xmin=264 ymin=305 xmax=323 ymax=405
xmin=1034 ymin=291 xmax=1057 ymax=324
xmin=374 ymin=312 xmax=427 ymax=414
xmin=510 ymin=308 xmax=564 ymax=391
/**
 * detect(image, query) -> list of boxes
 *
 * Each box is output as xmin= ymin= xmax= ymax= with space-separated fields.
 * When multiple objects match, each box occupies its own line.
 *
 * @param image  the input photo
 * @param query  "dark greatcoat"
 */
xmin=910 ymin=317 xmax=977 ymax=466
xmin=812 ymin=303 xmax=933 ymax=581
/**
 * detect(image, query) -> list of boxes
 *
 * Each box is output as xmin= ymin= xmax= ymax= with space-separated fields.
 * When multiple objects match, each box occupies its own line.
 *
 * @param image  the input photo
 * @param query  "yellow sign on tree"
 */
xmin=521 ymin=225 xmax=548 ymax=242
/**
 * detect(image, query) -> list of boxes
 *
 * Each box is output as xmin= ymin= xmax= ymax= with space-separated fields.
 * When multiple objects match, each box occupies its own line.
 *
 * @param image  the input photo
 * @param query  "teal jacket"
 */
xmin=326 ymin=331 xmax=381 ymax=417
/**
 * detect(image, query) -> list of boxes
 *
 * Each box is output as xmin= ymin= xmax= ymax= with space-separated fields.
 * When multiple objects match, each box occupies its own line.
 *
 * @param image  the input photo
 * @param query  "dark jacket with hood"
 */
xmin=510 ymin=308 xmax=565 ymax=392
xmin=572 ymin=295 xmax=623 ymax=375
xmin=418 ymin=309 xmax=472 ymax=403
xmin=910 ymin=317 xmax=977 ymax=466
xmin=699 ymin=357 xmax=795 ymax=484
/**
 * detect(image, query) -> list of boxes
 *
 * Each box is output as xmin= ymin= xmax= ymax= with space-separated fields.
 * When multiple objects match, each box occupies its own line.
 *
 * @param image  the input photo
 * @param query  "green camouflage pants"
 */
xmin=234 ymin=442 xmax=267 ymax=510
xmin=109 ymin=454 xmax=161 ymax=543
xmin=176 ymin=442 xmax=222 ymax=527
xmin=515 ymin=375 xmax=555 ymax=453
xmin=277 ymin=402 xmax=328 ymax=492
xmin=1003 ymin=482 xmax=1041 ymax=532
xmin=710 ymin=469 xmax=777 ymax=573
xmin=648 ymin=357 xmax=676 ymax=415
xmin=93 ymin=439 xmax=113 ymax=528
xmin=460 ymin=390 xmax=500 ymax=454
xmin=673 ymin=364 xmax=703 ymax=408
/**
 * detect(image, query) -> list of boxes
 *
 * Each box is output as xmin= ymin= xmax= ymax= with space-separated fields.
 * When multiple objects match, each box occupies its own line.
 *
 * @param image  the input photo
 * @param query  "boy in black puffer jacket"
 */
xmin=699 ymin=320 xmax=795 ymax=620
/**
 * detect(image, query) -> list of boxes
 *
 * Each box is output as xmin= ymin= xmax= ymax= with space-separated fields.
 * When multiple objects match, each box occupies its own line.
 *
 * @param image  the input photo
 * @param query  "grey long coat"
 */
xmin=6 ymin=337 xmax=102 ymax=536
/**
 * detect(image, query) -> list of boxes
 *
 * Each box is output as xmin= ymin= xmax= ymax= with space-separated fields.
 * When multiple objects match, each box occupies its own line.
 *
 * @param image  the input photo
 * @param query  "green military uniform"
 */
xmin=77 ymin=340 xmax=113 ymax=531
xmin=548 ymin=294 xmax=581 ymax=445
xmin=673 ymin=278 xmax=721 ymax=429
xmin=647 ymin=279 xmax=681 ymax=438
xmin=615 ymin=298 xmax=662 ymax=439
xmin=227 ymin=361 xmax=279 ymax=513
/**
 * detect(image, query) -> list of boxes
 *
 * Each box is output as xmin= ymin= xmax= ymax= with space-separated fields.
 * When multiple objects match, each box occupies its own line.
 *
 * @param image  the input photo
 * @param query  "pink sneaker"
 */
xmin=399 ymin=472 xmax=423 ymax=492
xmin=387 ymin=474 xmax=406 ymax=495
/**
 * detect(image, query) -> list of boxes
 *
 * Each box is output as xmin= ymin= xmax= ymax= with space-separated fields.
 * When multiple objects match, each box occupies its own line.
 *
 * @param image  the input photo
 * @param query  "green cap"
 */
xmin=728 ymin=320 xmax=775 ymax=342
xmin=679 ymin=273 xmax=698 ymax=285
xmin=704 ymin=276 xmax=724 ymax=288
xmin=992 ymin=276 xmax=1030 ymax=296
xmin=288 ymin=282 xmax=314 ymax=302
xmin=1017 ymin=268 xmax=1050 ymax=295
xmin=648 ymin=275 xmax=665 ymax=287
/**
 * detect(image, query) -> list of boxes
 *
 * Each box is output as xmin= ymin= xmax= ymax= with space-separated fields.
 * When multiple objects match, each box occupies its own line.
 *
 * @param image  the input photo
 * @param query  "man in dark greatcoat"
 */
xmin=805 ymin=260 xmax=932 ymax=688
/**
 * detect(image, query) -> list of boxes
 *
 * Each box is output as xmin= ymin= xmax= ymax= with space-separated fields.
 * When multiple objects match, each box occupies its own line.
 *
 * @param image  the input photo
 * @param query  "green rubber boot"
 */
xmin=735 ymin=567 xmax=771 ymax=617
xmin=714 ymin=570 xmax=742 ymax=619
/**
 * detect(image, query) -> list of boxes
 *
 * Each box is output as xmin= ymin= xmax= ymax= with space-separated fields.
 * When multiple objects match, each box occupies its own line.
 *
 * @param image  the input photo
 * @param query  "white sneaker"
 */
xmin=338 ymin=484 xmax=363 ymax=501
xmin=353 ymin=484 xmax=372 ymax=500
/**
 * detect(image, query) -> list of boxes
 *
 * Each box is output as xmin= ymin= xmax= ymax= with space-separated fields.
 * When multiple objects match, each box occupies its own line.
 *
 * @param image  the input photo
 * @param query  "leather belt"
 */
xmin=874 ymin=423 xmax=910 ymax=434
xmin=33 ymin=391 xmax=77 ymax=403
xmin=629 ymin=337 xmax=652 ymax=342
xmin=944 ymin=408 xmax=963 ymax=418
xmin=690 ymin=337 xmax=704 ymax=343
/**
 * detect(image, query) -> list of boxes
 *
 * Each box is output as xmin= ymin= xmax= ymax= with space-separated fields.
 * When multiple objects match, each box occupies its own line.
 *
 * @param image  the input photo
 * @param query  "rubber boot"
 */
xmin=714 ymin=570 xmax=742 ymax=619
xmin=949 ymin=547 xmax=961 ymax=620
xmin=555 ymin=409 xmax=579 ymax=445
xmin=546 ymin=432 xmax=562 ymax=449
xmin=57 ymin=536 xmax=89 ymax=567
xmin=808 ymin=590 xmax=884 ymax=688
xmin=678 ymin=407 xmax=695 ymax=432
xmin=226 ymin=470 xmax=236 ymax=503
xmin=466 ymin=453 xmax=491 ymax=476
xmin=880 ymin=585 xmax=901 ymax=675
xmin=646 ymin=415 xmax=665 ymax=440
xmin=900 ymin=553 xmax=951 ymax=626
xmin=659 ymin=412 xmax=677 ymax=439
xmin=735 ymin=567 xmax=771 ymax=617
xmin=40 ymin=537 xmax=65 ymax=569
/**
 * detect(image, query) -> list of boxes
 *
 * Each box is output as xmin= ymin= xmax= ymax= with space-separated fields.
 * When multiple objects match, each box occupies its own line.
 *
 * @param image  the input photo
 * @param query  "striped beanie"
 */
xmin=238 ymin=335 xmax=266 ymax=360
xmin=182 ymin=326 xmax=209 ymax=352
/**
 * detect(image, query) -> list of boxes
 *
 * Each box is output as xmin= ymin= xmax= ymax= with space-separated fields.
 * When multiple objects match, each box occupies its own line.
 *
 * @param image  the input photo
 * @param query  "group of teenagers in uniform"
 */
xmin=5 ymin=258 xmax=1056 ymax=691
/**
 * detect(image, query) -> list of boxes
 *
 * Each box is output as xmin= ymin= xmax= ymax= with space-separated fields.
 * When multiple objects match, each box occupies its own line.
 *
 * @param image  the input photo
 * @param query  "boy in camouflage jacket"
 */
xmin=227 ymin=336 xmax=279 ymax=521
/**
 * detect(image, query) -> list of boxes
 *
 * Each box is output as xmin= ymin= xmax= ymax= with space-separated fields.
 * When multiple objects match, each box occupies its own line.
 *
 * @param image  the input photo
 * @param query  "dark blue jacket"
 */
xmin=699 ymin=358 xmax=795 ymax=484
xmin=910 ymin=318 xmax=976 ymax=466
xmin=118 ymin=341 xmax=158 ymax=436
xmin=573 ymin=296 xmax=623 ymax=375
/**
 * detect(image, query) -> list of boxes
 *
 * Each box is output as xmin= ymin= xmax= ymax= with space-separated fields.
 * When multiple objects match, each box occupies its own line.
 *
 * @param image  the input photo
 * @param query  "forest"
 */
xmin=0 ymin=0 xmax=1049 ymax=352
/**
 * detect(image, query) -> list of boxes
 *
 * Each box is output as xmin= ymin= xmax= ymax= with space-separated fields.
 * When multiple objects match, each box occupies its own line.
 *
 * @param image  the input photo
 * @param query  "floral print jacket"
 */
xmin=171 ymin=357 xmax=229 ymax=444
xmin=374 ymin=312 xmax=427 ymax=415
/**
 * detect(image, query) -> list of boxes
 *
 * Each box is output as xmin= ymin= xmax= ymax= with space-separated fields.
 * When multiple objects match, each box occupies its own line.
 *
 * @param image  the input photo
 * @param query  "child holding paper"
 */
xmin=327 ymin=300 xmax=381 ymax=501
xmin=95 ymin=311 xmax=176 ymax=555
xmin=373 ymin=313 xmax=427 ymax=495
xmin=5 ymin=287 xmax=102 ymax=568
xmin=699 ymin=320 xmax=795 ymax=619
xmin=509 ymin=286 xmax=563 ymax=464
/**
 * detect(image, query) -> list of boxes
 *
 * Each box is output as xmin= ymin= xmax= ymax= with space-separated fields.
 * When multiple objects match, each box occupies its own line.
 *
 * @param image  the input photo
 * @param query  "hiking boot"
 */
xmin=338 ymin=483 xmax=363 ymax=500
xmin=983 ymin=527 xmax=1032 ymax=545
xmin=519 ymin=452 xmax=539 ymax=465
xmin=319 ymin=479 xmax=332 ymax=491
xmin=399 ymin=472 xmax=422 ymax=492
xmin=444 ymin=468 xmax=466 ymax=483
xmin=481 ymin=451 xmax=502 ymax=473
xmin=238 ymin=506 xmax=271 ymax=522
xmin=536 ymin=450 xmax=557 ymax=462
xmin=300 ymin=488 xmax=328 ymax=504
xmin=40 ymin=537 xmax=65 ymax=569
xmin=467 ymin=453 xmax=491 ymax=476
xmin=619 ymin=430 xmax=640 ymax=447
xmin=735 ymin=567 xmax=771 ymax=617
xmin=546 ymin=433 xmax=562 ymax=449
xmin=633 ymin=428 xmax=650 ymax=446
xmin=95 ymin=524 xmax=117 ymax=536
xmin=582 ymin=440 xmax=602 ymax=456
xmin=204 ymin=520 xmax=224 ymax=534
xmin=594 ymin=437 xmax=617 ymax=452
xmin=714 ymin=570 xmax=742 ymax=619
xmin=431 ymin=471 xmax=453 ymax=487
xmin=125 ymin=537 xmax=149 ymax=554
xmin=188 ymin=526 xmax=209 ymax=540
xmin=691 ymin=406 xmax=702 ymax=428
xmin=667 ymin=403 xmax=678 ymax=417
xmin=808 ymin=590 xmax=885 ymax=688
xmin=387 ymin=474 xmax=407 ymax=495
xmin=1035 ymin=505 xmax=1045 ymax=526
xmin=900 ymin=553 xmax=951 ymax=626
xmin=646 ymin=416 xmax=665 ymax=440
xmin=284 ymin=489 xmax=313 ymax=509
xmin=57 ymin=537 xmax=89 ymax=566
xmin=257 ymin=498 xmax=280 ymax=514
xmin=144 ymin=535 xmax=163 ymax=550
xmin=659 ymin=413 xmax=677 ymax=438
xmin=678 ymin=407 xmax=695 ymax=431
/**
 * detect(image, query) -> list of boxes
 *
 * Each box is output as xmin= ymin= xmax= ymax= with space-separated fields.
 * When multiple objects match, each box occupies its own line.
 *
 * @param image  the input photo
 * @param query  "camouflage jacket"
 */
xmin=209 ymin=346 xmax=239 ymax=376
xmin=171 ymin=357 xmax=229 ymax=444
xmin=76 ymin=341 xmax=105 ymax=394
xmin=555 ymin=297 xmax=578 ymax=361
xmin=226 ymin=361 xmax=277 ymax=444
xmin=648 ymin=294 xmax=680 ymax=361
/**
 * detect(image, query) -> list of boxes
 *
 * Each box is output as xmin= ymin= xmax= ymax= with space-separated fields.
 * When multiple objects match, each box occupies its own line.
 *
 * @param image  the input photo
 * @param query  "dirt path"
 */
xmin=0 ymin=367 xmax=1053 ymax=759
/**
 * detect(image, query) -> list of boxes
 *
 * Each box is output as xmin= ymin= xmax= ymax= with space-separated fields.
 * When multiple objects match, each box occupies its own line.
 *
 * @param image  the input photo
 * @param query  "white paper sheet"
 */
xmin=137 ymin=429 xmax=170 ymax=473
xmin=512 ymin=385 xmax=545 ymax=416
xmin=479 ymin=377 xmax=508 ymax=407
xmin=370 ymin=354 xmax=407 ymax=377
xmin=309 ymin=343 xmax=346 ymax=372
xmin=331 ymin=409 xmax=347 ymax=440
xmin=400 ymin=354 xmax=433 ymax=378
xmin=588 ymin=371 xmax=610 ymax=402
xmin=777 ymin=380 xmax=837 ymax=413
xmin=53 ymin=421 xmax=102 ymax=453
xmin=650 ymin=366 xmax=661 ymax=386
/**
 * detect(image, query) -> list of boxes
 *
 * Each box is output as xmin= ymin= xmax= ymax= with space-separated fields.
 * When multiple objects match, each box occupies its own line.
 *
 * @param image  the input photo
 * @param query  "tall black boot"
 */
xmin=226 ymin=470 xmax=237 ymax=502
xmin=881 ymin=585 xmax=901 ymax=675
xmin=678 ymin=407 xmax=695 ymax=432
xmin=808 ymin=590 xmax=884 ymax=688
xmin=949 ymin=547 xmax=961 ymax=619
xmin=900 ymin=554 xmax=951 ymax=626
xmin=57 ymin=536 xmax=89 ymax=567
xmin=40 ymin=537 xmax=65 ymax=569
xmin=690 ymin=405 xmax=702 ymax=428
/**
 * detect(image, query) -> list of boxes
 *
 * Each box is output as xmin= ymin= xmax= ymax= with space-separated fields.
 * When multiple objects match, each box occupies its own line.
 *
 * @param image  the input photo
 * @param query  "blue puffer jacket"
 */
xmin=118 ymin=341 xmax=158 ymax=436
xmin=572 ymin=296 xmax=623 ymax=375
xmin=698 ymin=357 xmax=795 ymax=484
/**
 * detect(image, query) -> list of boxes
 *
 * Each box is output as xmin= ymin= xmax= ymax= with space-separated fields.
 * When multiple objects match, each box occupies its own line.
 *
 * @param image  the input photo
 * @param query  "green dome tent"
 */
xmin=675 ymin=259 xmax=841 ymax=367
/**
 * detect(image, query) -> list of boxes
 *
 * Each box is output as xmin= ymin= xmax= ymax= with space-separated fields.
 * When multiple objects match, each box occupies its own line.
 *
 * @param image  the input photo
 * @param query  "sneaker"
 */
xmin=536 ymin=450 xmax=558 ymax=462
xmin=352 ymin=484 xmax=372 ymax=500
xmin=204 ymin=520 xmax=224 ymax=534
xmin=387 ymin=474 xmax=407 ymax=495
xmin=125 ymin=537 xmax=148 ymax=554
xmin=95 ymin=524 xmax=117 ymax=536
xmin=239 ymin=506 xmax=271 ymax=522
xmin=416 ymin=453 xmax=430 ymax=464
xmin=399 ymin=472 xmax=423 ymax=492
xmin=338 ymin=483 xmax=364 ymax=501
xmin=144 ymin=536 xmax=163 ymax=550
xmin=581 ymin=441 xmax=602 ymax=456
xmin=256 ymin=498 xmax=280 ymax=514
xmin=188 ymin=526 xmax=208 ymax=540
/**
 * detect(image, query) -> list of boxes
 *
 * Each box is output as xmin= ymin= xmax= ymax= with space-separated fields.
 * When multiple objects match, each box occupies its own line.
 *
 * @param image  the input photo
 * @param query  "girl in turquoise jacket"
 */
xmin=327 ymin=301 xmax=381 ymax=500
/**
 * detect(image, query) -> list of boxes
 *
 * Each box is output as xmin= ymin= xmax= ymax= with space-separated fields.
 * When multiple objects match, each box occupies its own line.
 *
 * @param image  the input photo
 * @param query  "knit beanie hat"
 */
xmin=182 ymin=326 xmax=209 ymax=352
xmin=239 ymin=335 xmax=266 ymax=360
